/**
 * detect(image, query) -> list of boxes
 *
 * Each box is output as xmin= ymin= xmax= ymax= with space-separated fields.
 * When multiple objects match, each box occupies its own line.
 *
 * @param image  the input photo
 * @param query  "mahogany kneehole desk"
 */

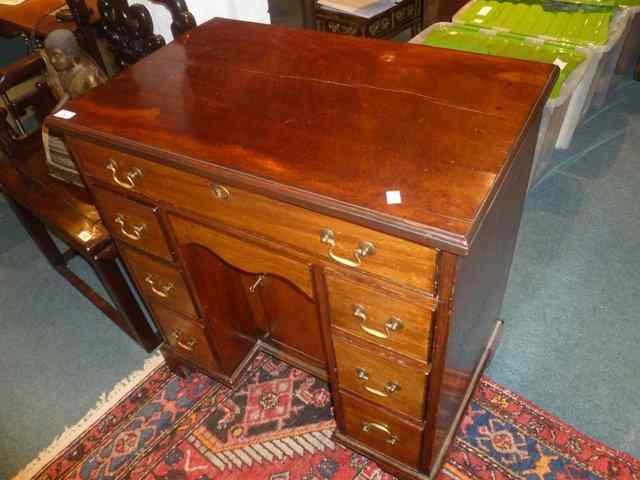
xmin=49 ymin=18 xmax=557 ymax=480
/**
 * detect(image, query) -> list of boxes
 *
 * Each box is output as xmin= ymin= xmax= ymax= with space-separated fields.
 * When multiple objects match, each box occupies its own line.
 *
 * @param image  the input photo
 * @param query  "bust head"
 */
xmin=43 ymin=29 xmax=107 ymax=100
xmin=44 ymin=30 xmax=81 ymax=72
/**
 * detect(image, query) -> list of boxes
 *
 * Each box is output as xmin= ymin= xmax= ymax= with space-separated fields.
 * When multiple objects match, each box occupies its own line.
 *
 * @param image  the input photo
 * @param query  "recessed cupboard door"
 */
xmin=179 ymin=242 xmax=258 ymax=381
xmin=168 ymin=213 xmax=323 ymax=379
xmin=256 ymin=275 xmax=326 ymax=369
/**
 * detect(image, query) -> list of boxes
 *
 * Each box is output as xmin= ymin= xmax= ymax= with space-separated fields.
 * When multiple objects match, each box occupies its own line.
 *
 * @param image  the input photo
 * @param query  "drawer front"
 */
xmin=92 ymin=186 xmax=173 ymax=261
xmin=69 ymin=137 xmax=210 ymax=200
xmin=333 ymin=334 xmax=427 ymax=419
xmin=152 ymin=304 xmax=217 ymax=372
xmin=68 ymin=138 xmax=437 ymax=293
xmin=341 ymin=391 xmax=423 ymax=468
xmin=120 ymin=246 xmax=198 ymax=319
xmin=325 ymin=271 xmax=435 ymax=362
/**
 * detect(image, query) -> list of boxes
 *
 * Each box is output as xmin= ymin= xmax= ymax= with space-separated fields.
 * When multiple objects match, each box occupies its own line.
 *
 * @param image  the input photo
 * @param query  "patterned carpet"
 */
xmin=30 ymin=353 xmax=639 ymax=480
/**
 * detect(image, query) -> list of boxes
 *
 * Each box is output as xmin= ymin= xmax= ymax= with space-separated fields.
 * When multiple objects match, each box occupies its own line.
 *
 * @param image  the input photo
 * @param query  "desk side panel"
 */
xmin=423 ymin=105 xmax=542 ymax=472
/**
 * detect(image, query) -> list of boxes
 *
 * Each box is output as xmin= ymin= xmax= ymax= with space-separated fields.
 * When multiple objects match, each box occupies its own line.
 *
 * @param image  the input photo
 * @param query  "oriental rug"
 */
xmin=17 ymin=352 xmax=639 ymax=480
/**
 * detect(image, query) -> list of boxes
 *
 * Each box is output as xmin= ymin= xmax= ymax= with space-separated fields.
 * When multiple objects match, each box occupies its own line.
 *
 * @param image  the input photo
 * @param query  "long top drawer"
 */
xmin=69 ymin=138 xmax=439 ymax=293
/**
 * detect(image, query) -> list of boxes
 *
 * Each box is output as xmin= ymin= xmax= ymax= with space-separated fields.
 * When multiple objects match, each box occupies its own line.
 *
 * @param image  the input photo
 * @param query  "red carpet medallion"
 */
xmin=26 ymin=353 xmax=639 ymax=480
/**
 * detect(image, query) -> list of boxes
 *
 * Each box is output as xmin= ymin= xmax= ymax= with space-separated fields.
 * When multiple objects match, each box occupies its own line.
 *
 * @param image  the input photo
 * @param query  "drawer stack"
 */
xmin=324 ymin=266 xmax=438 ymax=469
xmin=68 ymin=138 xmax=219 ymax=375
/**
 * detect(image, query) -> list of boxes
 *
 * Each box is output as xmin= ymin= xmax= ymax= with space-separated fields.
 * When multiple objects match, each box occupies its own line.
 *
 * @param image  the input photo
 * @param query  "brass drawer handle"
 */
xmin=106 ymin=160 xmax=142 ymax=189
xmin=171 ymin=330 xmax=197 ymax=352
xmin=362 ymin=421 xmax=398 ymax=445
xmin=320 ymin=229 xmax=375 ymax=268
xmin=352 ymin=304 xmax=403 ymax=339
xmin=114 ymin=214 xmax=146 ymax=241
xmin=212 ymin=184 xmax=231 ymax=200
xmin=356 ymin=368 xmax=401 ymax=397
xmin=144 ymin=274 xmax=174 ymax=298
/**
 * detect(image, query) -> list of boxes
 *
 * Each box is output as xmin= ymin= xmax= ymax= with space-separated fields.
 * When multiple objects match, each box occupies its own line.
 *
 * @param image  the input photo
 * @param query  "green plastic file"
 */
xmin=452 ymin=0 xmax=614 ymax=46
xmin=419 ymin=24 xmax=587 ymax=98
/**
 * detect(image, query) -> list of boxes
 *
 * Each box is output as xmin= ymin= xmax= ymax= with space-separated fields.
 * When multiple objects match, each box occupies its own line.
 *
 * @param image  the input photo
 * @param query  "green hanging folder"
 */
xmin=452 ymin=0 xmax=614 ymax=46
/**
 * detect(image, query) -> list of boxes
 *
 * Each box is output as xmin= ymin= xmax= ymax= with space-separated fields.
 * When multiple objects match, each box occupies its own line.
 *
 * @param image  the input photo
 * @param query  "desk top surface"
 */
xmin=0 ymin=0 xmax=98 ymax=35
xmin=49 ymin=19 xmax=556 ymax=253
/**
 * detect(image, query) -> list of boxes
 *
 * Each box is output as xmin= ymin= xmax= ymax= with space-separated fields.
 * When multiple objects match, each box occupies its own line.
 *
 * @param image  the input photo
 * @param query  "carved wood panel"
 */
xmin=313 ymin=0 xmax=422 ymax=39
xmin=97 ymin=0 xmax=196 ymax=68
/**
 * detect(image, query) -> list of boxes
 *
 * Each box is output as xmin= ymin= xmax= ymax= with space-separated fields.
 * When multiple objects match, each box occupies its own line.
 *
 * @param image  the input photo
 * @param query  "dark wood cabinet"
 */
xmin=49 ymin=19 xmax=557 ymax=480
xmin=313 ymin=0 xmax=423 ymax=39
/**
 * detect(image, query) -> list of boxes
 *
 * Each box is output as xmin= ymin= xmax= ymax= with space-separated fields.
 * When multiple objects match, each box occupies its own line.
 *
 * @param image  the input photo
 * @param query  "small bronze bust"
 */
xmin=43 ymin=29 xmax=107 ymax=104
xmin=42 ymin=30 xmax=107 ymax=187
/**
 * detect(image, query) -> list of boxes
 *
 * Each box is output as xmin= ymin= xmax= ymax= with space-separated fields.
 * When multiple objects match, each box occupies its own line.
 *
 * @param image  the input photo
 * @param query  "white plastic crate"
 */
xmin=616 ymin=7 xmax=640 ymax=75
xmin=578 ymin=8 xmax=634 ymax=113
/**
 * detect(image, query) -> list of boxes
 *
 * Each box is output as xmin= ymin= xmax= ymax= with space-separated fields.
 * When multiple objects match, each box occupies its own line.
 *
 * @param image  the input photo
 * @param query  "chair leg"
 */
xmin=7 ymin=195 xmax=132 ymax=330
xmin=6 ymin=196 xmax=159 ymax=352
xmin=6 ymin=197 xmax=65 ymax=268
xmin=90 ymin=243 xmax=161 ymax=353
xmin=411 ymin=20 xmax=422 ymax=37
xmin=303 ymin=0 xmax=316 ymax=29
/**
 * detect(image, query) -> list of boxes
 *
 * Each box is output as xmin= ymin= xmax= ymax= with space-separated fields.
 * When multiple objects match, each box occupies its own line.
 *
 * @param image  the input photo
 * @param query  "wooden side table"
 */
xmin=313 ymin=0 xmax=422 ymax=38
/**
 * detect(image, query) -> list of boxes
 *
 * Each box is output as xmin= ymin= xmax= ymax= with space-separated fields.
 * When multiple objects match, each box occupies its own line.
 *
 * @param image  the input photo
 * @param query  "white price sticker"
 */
xmin=78 ymin=230 xmax=94 ymax=242
xmin=553 ymin=58 xmax=568 ymax=70
xmin=54 ymin=109 xmax=76 ymax=119
xmin=385 ymin=190 xmax=402 ymax=205
xmin=478 ymin=6 xmax=492 ymax=16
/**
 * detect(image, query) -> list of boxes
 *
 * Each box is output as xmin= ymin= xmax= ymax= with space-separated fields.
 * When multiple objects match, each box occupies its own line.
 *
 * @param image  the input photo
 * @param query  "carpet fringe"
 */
xmin=12 ymin=352 xmax=165 ymax=480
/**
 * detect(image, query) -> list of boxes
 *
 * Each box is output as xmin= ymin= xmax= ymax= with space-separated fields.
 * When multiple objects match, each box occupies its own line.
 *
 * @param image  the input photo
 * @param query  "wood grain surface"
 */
xmin=52 ymin=18 xmax=557 ymax=253
xmin=69 ymin=137 xmax=439 ymax=291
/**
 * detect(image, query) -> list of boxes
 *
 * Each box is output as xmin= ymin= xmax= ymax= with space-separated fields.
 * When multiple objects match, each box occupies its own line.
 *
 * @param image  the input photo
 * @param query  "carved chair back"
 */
xmin=98 ymin=0 xmax=196 ymax=68
xmin=66 ymin=0 xmax=197 ymax=70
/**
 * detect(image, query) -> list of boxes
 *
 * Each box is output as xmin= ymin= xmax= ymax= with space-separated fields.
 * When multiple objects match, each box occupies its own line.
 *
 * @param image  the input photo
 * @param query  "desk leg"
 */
xmin=160 ymin=344 xmax=191 ymax=378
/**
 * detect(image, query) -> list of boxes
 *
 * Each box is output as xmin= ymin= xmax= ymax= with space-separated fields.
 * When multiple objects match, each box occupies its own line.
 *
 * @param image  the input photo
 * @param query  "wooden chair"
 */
xmin=311 ymin=0 xmax=423 ymax=39
xmin=0 ymin=54 xmax=159 ymax=352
